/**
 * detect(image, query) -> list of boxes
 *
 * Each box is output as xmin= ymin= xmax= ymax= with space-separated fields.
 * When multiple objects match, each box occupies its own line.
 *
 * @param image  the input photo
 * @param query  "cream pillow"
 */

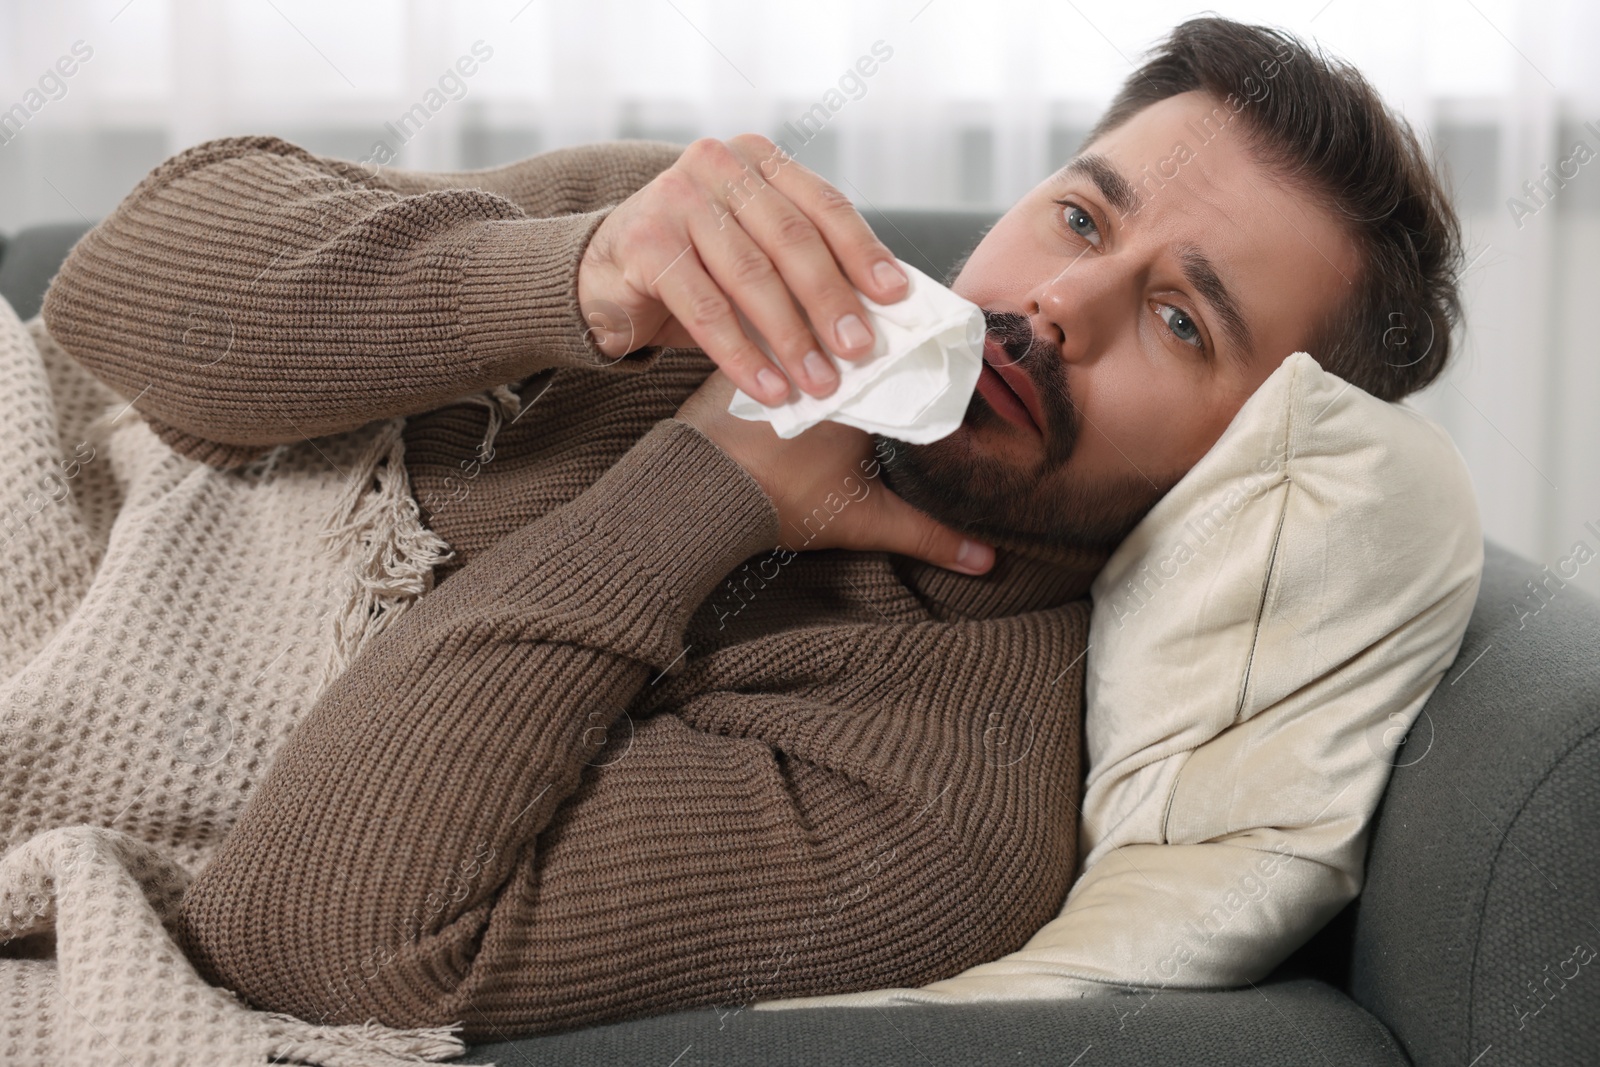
xmin=754 ymin=350 xmax=1483 ymax=1009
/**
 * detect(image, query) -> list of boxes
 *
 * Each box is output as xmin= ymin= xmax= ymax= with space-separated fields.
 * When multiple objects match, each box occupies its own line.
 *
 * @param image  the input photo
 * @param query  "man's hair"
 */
xmin=1085 ymin=17 xmax=1464 ymax=402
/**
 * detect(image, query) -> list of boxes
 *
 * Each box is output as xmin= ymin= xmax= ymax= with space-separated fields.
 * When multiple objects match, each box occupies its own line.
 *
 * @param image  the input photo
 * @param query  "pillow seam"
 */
xmin=1230 ymin=361 xmax=1302 ymax=723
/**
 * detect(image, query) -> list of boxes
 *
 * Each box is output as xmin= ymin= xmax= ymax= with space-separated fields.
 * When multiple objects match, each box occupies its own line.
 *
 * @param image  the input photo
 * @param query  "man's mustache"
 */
xmin=983 ymin=309 xmax=1043 ymax=365
xmin=980 ymin=309 xmax=1077 ymax=466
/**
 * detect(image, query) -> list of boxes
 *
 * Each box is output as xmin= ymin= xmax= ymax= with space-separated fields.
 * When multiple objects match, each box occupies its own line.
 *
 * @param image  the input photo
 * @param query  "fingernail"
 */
xmin=873 ymin=259 xmax=907 ymax=291
xmin=803 ymin=349 xmax=836 ymax=386
xmin=756 ymin=367 xmax=788 ymax=402
xmin=835 ymin=313 xmax=872 ymax=352
xmin=956 ymin=539 xmax=993 ymax=573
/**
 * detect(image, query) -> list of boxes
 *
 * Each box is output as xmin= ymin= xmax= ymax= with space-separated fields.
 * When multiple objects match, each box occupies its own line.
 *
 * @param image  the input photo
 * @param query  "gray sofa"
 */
xmin=4 ymin=213 xmax=1596 ymax=1067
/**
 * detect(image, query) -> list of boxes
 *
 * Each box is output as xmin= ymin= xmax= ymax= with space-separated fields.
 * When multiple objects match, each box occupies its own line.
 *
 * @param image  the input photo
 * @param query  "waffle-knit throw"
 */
xmin=0 ymin=299 xmax=519 ymax=1065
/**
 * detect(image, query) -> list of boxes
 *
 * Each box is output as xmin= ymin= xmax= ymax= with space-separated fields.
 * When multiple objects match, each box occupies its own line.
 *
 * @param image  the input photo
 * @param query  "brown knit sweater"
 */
xmin=38 ymin=135 xmax=1112 ymax=1041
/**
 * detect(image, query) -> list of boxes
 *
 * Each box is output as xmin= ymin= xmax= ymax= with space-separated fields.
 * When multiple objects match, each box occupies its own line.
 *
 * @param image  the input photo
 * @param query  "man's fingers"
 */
xmin=716 ymin=138 xmax=885 ymax=363
xmin=874 ymin=489 xmax=994 ymax=576
xmin=650 ymin=245 xmax=790 ymax=405
xmin=703 ymin=134 xmax=907 ymax=362
xmin=686 ymin=201 xmax=844 ymax=398
xmin=729 ymin=135 xmax=910 ymax=310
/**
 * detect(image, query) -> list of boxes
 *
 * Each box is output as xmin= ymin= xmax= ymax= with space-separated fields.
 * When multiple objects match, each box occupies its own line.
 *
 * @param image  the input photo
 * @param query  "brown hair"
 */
xmin=1086 ymin=17 xmax=1464 ymax=402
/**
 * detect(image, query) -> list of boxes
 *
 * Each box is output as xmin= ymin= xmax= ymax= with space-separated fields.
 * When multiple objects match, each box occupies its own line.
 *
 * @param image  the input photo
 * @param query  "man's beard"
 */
xmin=870 ymin=309 xmax=1177 ymax=555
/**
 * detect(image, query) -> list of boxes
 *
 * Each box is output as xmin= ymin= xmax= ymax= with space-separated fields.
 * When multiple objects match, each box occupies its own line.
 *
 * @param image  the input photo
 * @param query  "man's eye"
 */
xmin=1157 ymin=304 xmax=1204 ymax=349
xmin=1053 ymin=198 xmax=1101 ymax=246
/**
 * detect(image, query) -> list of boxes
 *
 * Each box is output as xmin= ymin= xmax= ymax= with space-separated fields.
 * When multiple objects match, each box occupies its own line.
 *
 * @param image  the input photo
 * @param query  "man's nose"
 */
xmin=1031 ymin=258 xmax=1119 ymax=365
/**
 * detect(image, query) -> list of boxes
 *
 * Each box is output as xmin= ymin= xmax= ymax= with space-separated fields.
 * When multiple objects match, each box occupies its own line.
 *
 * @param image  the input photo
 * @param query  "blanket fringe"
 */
xmin=80 ymin=402 xmax=123 ymax=456
xmin=262 ymin=1012 xmax=473 ymax=1067
xmin=315 ymin=417 xmax=454 ymax=696
xmin=313 ymin=384 xmax=525 ymax=697
xmin=455 ymin=382 xmax=524 ymax=463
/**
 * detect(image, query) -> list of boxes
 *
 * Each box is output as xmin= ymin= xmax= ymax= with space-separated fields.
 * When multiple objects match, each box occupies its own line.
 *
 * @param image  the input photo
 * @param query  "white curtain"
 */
xmin=2 ymin=0 xmax=1597 ymax=600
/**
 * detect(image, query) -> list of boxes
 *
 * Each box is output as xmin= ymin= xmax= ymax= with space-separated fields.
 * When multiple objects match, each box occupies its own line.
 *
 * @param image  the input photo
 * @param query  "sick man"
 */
xmin=39 ymin=15 xmax=1462 ymax=1039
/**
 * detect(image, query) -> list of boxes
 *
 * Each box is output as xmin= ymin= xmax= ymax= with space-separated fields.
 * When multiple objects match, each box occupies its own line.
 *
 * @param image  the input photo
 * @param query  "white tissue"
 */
xmin=726 ymin=258 xmax=985 ymax=444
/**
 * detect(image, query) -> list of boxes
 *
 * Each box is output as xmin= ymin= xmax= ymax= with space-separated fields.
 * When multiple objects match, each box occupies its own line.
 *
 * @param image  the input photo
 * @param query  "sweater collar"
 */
xmin=892 ymin=528 xmax=1114 ymax=620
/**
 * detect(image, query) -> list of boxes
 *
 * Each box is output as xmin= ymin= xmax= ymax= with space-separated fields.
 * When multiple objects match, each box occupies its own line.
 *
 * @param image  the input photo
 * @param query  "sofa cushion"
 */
xmin=459 ymin=977 xmax=1408 ymax=1066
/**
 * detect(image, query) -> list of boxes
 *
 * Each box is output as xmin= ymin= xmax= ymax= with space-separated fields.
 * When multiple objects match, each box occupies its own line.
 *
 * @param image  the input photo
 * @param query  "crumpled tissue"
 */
xmin=726 ymin=259 xmax=985 ymax=444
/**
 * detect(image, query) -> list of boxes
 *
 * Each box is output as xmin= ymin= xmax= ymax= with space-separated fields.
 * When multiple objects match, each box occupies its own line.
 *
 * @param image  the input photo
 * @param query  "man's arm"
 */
xmin=752 ymin=588 xmax=1478 ymax=1013
xmin=173 ymin=415 xmax=1082 ymax=1038
xmin=39 ymin=135 xmax=685 ymax=465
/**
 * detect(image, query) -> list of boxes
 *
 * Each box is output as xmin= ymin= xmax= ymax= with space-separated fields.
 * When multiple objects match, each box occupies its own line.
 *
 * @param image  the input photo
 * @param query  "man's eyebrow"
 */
xmin=1058 ymin=152 xmax=1140 ymax=218
xmin=1177 ymin=244 xmax=1253 ymax=362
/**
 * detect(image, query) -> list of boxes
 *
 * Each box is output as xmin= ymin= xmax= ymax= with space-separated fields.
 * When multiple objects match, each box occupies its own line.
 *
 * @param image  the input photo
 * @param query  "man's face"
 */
xmin=875 ymin=90 xmax=1361 ymax=554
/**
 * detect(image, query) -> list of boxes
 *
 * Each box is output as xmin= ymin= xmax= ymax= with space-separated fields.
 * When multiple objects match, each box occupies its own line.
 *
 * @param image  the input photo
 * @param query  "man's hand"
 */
xmin=676 ymin=370 xmax=995 ymax=576
xmin=577 ymin=133 xmax=911 ymax=406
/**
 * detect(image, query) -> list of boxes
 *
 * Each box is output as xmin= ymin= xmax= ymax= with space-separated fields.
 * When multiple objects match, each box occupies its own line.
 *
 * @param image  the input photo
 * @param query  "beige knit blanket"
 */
xmin=0 ymin=298 xmax=519 ymax=1065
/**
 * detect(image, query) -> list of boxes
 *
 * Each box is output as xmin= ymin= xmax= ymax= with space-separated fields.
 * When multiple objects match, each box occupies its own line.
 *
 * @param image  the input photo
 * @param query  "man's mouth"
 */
xmin=976 ymin=336 xmax=1045 ymax=438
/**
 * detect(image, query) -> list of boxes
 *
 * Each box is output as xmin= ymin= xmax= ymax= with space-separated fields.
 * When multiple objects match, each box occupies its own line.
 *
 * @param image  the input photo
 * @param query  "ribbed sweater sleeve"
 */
xmin=38 ymin=135 xmax=685 ymax=465
xmin=173 ymin=414 xmax=1088 ymax=1039
xmin=175 ymin=414 xmax=778 ymax=1025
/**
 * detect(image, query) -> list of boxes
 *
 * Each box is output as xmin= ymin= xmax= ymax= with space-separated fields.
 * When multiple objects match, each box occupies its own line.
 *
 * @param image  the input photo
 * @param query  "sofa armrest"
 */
xmin=0 ymin=223 xmax=93 ymax=321
xmin=1352 ymin=539 xmax=1600 ymax=1067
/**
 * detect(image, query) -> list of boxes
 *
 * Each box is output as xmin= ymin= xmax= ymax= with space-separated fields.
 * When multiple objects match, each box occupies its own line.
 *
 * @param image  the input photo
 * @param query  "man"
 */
xmin=38 ymin=16 xmax=1461 ymax=1040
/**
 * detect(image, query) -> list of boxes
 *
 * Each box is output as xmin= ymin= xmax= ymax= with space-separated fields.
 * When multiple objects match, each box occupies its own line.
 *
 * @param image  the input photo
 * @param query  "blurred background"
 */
xmin=2 ymin=0 xmax=1597 ymax=597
